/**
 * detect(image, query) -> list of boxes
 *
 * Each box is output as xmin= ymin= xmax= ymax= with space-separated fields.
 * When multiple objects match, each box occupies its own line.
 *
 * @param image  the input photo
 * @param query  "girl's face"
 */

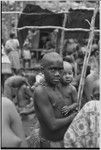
xmin=62 ymin=64 xmax=73 ymax=85
xmin=44 ymin=60 xmax=63 ymax=86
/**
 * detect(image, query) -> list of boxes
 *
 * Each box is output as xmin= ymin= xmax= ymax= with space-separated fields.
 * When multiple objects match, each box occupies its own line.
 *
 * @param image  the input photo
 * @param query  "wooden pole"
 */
xmin=77 ymin=3 xmax=99 ymax=111
xmin=17 ymin=26 xmax=99 ymax=33
xmin=60 ymin=13 xmax=68 ymax=56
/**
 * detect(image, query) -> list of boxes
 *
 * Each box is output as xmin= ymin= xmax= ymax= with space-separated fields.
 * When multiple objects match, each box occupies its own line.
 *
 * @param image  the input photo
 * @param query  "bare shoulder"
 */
xmin=34 ymin=85 xmax=49 ymax=103
xmin=34 ymin=84 xmax=46 ymax=95
xmin=70 ymin=84 xmax=77 ymax=92
xmin=2 ymin=97 xmax=18 ymax=116
xmin=2 ymin=97 xmax=14 ymax=107
xmin=2 ymin=97 xmax=15 ymax=123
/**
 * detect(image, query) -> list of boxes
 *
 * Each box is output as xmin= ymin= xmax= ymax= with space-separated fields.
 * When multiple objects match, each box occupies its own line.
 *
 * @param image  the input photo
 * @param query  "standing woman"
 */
xmin=5 ymin=32 xmax=21 ymax=75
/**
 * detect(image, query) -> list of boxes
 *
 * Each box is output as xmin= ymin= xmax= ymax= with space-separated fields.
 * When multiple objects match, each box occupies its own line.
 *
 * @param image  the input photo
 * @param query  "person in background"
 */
xmin=91 ymin=79 xmax=99 ymax=101
xmin=63 ymin=55 xmax=77 ymax=78
xmin=22 ymin=40 xmax=31 ymax=68
xmin=3 ymin=75 xmax=30 ymax=104
xmin=71 ymin=48 xmax=85 ymax=91
xmin=1 ymin=42 xmax=12 ymax=92
xmin=34 ymin=52 xmax=77 ymax=148
xmin=63 ymin=38 xmax=78 ymax=58
xmin=83 ymin=63 xmax=99 ymax=102
xmin=5 ymin=32 xmax=21 ymax=74
xmin=45 ymin=32 xmax=56 ymax=51
xmin=17 ymin=73 xmax=36 ymax=114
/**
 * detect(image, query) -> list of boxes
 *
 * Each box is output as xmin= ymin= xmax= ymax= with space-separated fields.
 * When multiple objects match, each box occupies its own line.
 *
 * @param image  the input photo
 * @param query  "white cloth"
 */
xmin=5 ymin=39 xmax=19 ymax=51
xmin=36 ymin=73 xmax=44 ymax=83
xmin=2 ymin=48 xmax=12 ymax=74
xmin=23 ymin=49 xmax=31 ymax=60
xmin=5 ymin=38 xmax=20 ymax=70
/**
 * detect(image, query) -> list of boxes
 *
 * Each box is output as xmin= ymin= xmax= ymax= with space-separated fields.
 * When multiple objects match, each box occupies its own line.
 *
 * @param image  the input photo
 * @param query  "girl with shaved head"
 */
xmin=34 ymin=52 xmax=77 ymax=148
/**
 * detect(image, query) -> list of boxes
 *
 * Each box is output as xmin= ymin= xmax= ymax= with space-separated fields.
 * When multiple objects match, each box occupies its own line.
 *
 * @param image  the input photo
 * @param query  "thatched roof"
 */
xmin=35 ymin=0 xmax=98 ymax=12
xmin=17 ymin=1 xmax=99 ymax=47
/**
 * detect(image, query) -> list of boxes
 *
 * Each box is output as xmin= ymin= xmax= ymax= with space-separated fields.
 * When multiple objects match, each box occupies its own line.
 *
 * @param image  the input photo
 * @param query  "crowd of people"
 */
xmin=1 ymin=30 xmax=100 ymax=148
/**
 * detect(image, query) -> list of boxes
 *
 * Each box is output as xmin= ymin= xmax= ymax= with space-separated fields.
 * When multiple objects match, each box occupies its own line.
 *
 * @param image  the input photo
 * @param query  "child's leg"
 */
xmin=28 ymin=60 xmax=31 ymax=68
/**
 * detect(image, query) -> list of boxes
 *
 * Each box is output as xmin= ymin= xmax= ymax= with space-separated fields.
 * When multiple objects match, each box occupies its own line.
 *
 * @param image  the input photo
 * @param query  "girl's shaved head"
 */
xmin=41 ymin=52 xmax=63 ymax=68
xmin=63 ymin=61 xmax=73 ymax=70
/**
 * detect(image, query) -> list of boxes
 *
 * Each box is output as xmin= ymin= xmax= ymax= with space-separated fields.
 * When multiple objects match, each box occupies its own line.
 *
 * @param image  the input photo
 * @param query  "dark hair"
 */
xmin=78 ymin=50 xmax=84 ymax=59
xmin=63 ymin=55 xmax=74 ymax=63
xmin=86 ymin=65 xmax=91 ymax=77
xmin=10 ymin=32 xmax=15 ymax=39
xmin=1 ymin=38 xmax=4 ymax=44
xmin=25 ymin=74 xmax=36 ymax=86
xmin=72 ymin=65 xmax=75 ymax=76
xmin=63 ymin=61 xmax=75 ymax=76
xmin=41 ymin=52 xmax=63 ymax=68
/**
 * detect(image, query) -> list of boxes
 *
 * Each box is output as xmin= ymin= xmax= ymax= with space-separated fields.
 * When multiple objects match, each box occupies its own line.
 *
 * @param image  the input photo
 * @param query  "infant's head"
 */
xmin=61 ymin=61 xmax=73 ymax=85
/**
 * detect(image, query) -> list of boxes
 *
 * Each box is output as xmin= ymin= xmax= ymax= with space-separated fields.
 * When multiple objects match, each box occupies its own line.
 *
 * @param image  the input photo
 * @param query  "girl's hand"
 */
xmin=61 ymin=106 xmax=71 ymax=116
xmin=61 ymin=103 xmax=78 ymax=116
xmin=69 ymin=103 xmax=78 ymax=111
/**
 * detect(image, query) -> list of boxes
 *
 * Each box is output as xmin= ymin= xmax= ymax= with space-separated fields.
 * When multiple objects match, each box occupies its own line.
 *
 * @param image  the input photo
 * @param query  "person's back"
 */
xmin=2 ymin=96 xmax=27 ymax=147
xmin=5 ymin=32 xmax=19 ymax=52
xmin=5 ymin=32 xmax=20 ymax=74
xmin=5 ymin=38 xmax=19 ymax=51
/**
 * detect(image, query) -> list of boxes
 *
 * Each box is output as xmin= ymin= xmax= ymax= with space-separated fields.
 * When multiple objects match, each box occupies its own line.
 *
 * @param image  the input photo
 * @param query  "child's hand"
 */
xmin=69 ymin=111 xmax=78 ymax=119
xmin=61 ymin=106 xmax=71 ymax=116
xmin=69 ymin=103 xmax=78 ymax=111
xmin=61 ymin=103 xmax=78 ymax=116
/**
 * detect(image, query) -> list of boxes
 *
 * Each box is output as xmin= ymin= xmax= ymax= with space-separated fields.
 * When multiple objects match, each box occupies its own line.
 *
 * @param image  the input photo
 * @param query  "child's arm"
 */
xmin=71 ymin=85 xmax=78 ymax=103
xmin=61 ymin=103 xmax=78 ymax=116
xmin=61 ymin=85 xmax=78 ymax=116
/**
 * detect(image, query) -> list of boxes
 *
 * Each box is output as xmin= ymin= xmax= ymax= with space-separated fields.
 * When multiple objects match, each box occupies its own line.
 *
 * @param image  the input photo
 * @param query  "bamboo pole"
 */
xmin=77 ymin=3 xmax=99 ymax=111
xmin=17 ymin=25 xmax=100 ymax=33
xmin=60 ymin=13 xmax=68 ymax=56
